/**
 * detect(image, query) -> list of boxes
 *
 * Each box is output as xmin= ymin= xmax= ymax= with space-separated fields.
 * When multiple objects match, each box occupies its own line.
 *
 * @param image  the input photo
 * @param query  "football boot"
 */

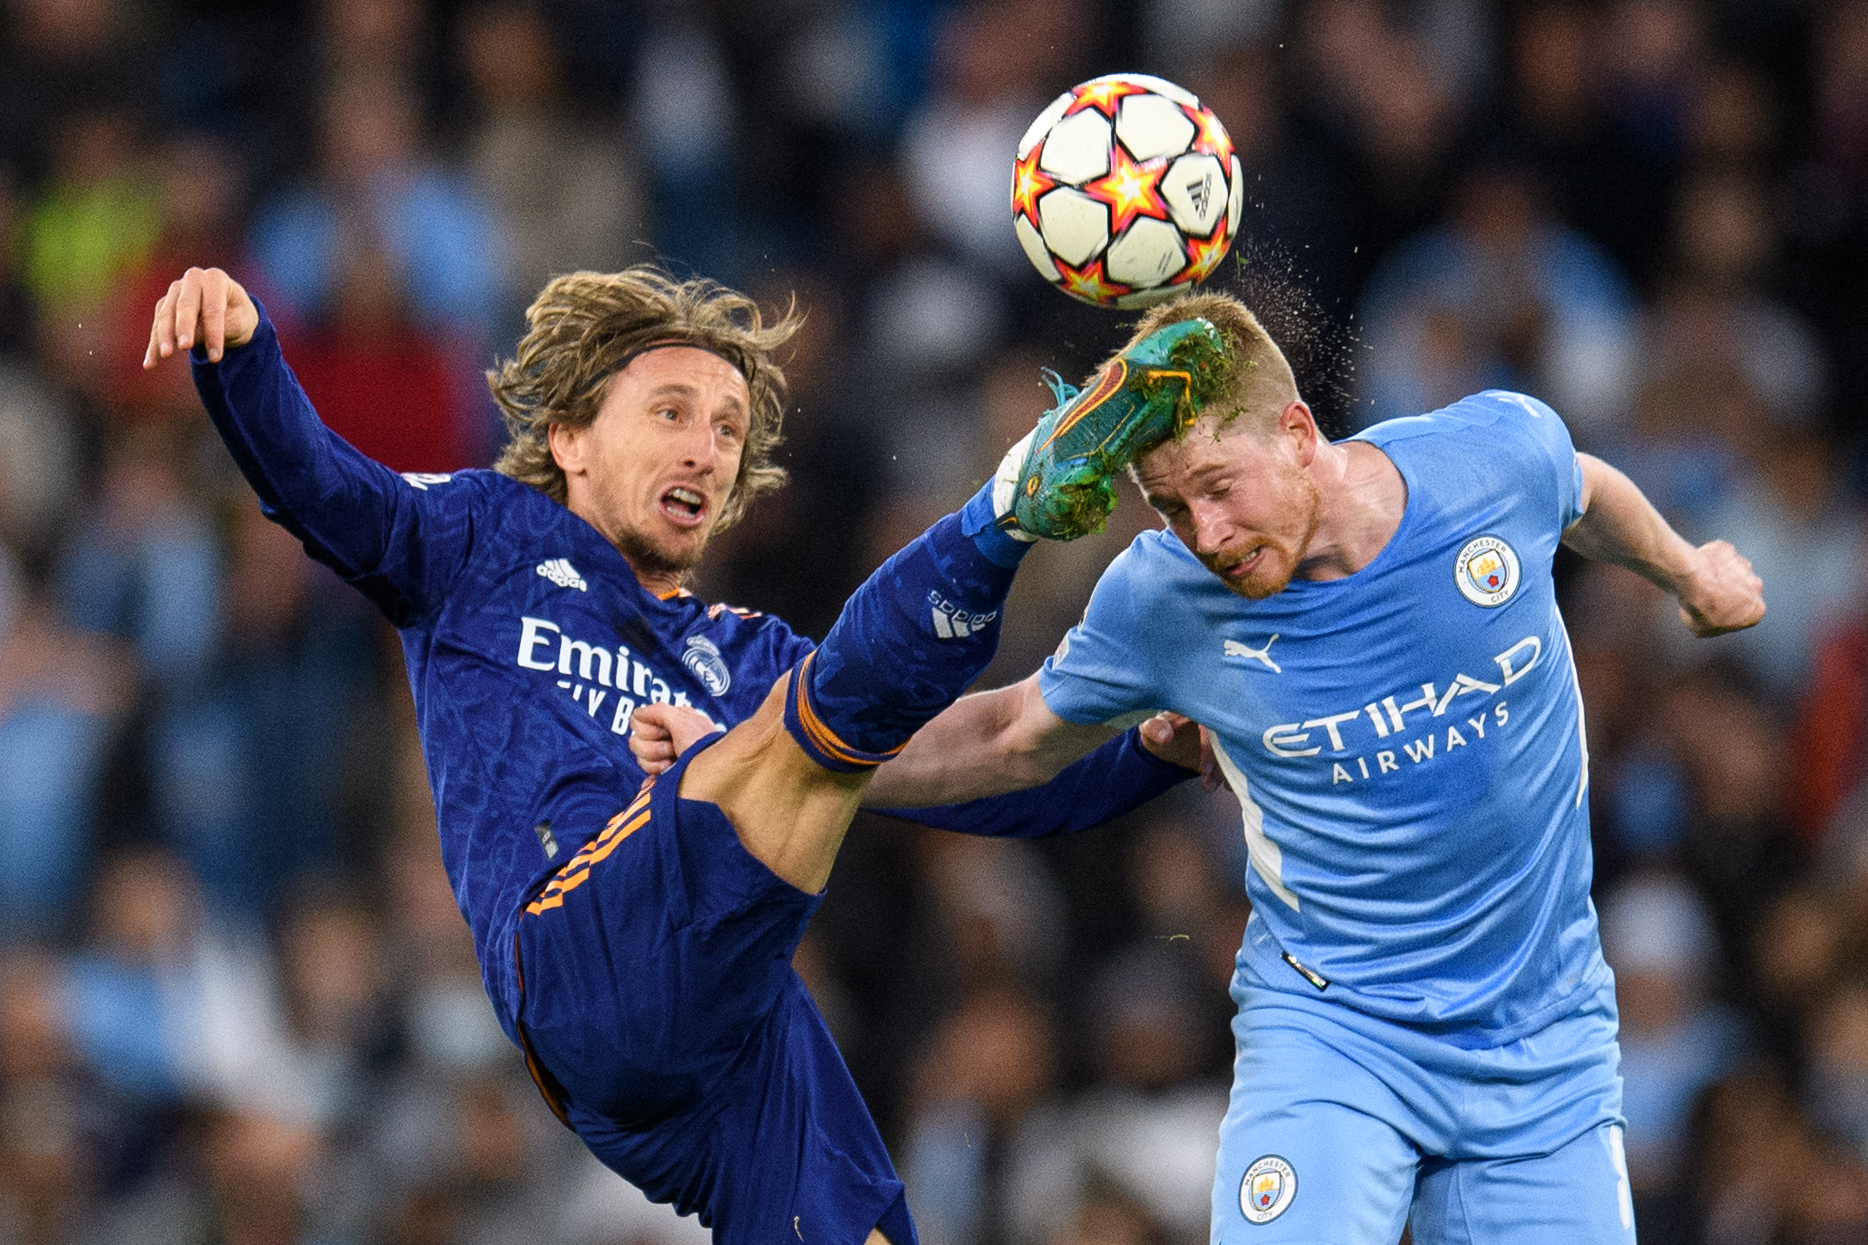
xmin=997 ymin=316 xmax=1230 ymax=541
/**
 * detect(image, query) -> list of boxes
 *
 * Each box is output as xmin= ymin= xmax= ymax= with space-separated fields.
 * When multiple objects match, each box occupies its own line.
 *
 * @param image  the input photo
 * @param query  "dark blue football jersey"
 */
xmin=191 ymin=310 xmax=836 ymax=1037
xmin=193 ymin=307 xmax=1188 ymax=1042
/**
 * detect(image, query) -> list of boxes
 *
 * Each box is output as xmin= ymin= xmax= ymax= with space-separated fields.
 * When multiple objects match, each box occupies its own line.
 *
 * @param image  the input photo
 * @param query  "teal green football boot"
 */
xmin=1000 ymin=317 xmax=1230 ymax=541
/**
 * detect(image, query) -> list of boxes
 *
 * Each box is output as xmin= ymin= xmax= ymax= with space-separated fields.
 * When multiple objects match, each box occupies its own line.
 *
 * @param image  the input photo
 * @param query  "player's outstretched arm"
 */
xmin=144 ymin=266 xmax=465 ymax=623
xmin=1562 ymin=453 xmax=1765 ymax=637
xmin=861 ymin=674 xmax=1112 ymax=806
xmin=632 ymin=698 xmax=1208 ymax=840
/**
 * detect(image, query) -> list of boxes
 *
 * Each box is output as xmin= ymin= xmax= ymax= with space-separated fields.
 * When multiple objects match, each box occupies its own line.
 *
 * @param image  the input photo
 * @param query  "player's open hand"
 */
xmin=1139 ymin=711 xmax=1223 ymax=791
xmin=143 ymin=267 xmax=259 ymax=369
xmin=1675 ymin=539 xmax=1766 ymax=638
xmin=630 ymin=703 xmax=725 ymax=773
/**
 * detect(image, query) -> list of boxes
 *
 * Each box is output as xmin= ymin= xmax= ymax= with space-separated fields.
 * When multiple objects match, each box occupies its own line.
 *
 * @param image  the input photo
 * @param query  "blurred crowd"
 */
xmin=0 ymin=0 xmax=1864 ymax=1242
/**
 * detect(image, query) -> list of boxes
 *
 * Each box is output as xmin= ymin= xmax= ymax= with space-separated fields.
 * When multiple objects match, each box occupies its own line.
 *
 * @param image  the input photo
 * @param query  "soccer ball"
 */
xmin=1012 ymin=73 xmax=1242 ymax=309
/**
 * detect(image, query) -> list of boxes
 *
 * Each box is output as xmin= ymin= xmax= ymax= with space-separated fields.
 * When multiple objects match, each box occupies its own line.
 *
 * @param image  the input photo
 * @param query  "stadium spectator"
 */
xmin=456 ymin=2 xmax=642 ymax=332
xmin=1006 ymin=945 xmax=1226 ymax=1245
xmin=0 ymin=946 xmax=94 ymax=1245
xmin=281 ymin=247 xmax=490 ymax=472
xmin=247 ymin=70 xmax=503 ymax=342
xmin=1598 ymin=872 xmax=1744 ymax=1215
xmin=1355 ymin=161 xmax=1638 ymax=436
xmin=0 ymin=584 xmax=123 ymax=935
xmin=1694 ymin=426 xmax=1865 ymax=701
xmin=631 ymin=13 xmax=740 ymax=283
xmin=899 ymin=0 xmax=1088 ymax=277
xmin=103 ymin=133 xmax=250 ymax=426
xmin=0 ymin=358 xmax=80 ymax=556
xmin=902 ymin=983 xmax=1059 ymax=1245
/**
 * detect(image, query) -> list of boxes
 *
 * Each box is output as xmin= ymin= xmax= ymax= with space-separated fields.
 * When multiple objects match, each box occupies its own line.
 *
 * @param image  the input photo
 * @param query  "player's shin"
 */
xmin=783 ymin=482 xmax=1029 ymax=773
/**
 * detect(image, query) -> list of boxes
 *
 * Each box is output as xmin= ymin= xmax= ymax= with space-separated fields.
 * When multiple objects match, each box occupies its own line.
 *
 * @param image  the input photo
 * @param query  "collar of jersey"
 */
xmin=495 ymin=472 xmax=708 ymax=614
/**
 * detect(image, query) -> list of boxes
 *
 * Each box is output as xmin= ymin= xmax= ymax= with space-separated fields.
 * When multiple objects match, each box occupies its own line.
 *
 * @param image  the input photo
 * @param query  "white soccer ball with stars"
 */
xmin=1012 ymin=73 xmax=1242 ymax=308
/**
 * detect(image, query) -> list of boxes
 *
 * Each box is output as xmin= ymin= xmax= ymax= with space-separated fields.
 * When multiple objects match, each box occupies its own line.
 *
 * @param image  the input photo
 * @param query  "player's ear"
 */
xmin=1282 ymin=401 xmax=1318 ymax=464
xmin=548 ymin=421 xmax=586 ymax=476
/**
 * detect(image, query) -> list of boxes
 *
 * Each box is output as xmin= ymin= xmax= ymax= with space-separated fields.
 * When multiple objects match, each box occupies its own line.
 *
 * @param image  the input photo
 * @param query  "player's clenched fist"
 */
xmin=142 ymin=267 xmax=259 ymax=369
xmin=629 ymin=702 xmax=725 ymax=774
xmin=1676 ymin=539 xmax=1766 ymax=638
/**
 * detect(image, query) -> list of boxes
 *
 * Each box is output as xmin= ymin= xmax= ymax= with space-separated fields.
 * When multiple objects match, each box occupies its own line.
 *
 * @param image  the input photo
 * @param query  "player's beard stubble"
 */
xmin=1212 ymin=463 xmax=1322 ymax=600
xmin=617 ymin=521 xmax=712 ymax=583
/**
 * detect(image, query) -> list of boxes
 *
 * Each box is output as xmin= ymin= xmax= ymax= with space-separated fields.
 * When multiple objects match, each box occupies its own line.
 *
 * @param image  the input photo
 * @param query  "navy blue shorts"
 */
xmin=512 ymin=747 xmax=915 ymax=1245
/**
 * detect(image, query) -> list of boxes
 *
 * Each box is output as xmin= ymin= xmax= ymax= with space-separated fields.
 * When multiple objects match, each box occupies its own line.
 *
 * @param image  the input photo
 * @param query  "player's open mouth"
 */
xmin=660 ymin=486 xmax=707 ymax=525
xmin=1220 ymin=548 xmax=1263 ymax=579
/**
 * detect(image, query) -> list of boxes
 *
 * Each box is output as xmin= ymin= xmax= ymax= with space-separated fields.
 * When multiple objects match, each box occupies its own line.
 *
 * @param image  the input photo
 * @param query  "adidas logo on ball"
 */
xmin=1011 ymin=73 xmax=1242 ymax=308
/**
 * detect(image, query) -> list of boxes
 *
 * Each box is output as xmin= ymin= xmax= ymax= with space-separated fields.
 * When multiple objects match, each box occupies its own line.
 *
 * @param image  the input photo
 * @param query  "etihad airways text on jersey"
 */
xmin=1259 ymin=636 xmax=1545 ymax=777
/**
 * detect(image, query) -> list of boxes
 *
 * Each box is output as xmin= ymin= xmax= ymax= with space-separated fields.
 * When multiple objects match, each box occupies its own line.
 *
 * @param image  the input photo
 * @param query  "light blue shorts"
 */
xmin=1212 ymin=965 xmax=1634 ymax=1244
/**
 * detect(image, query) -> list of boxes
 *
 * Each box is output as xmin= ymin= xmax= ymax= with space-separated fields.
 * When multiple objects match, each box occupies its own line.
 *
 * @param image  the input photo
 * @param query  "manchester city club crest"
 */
xmin=1240 ymin=1155 xmax=1297 ymax=1224
xmin=1454 ymin=534 xmax=1521 ymax=607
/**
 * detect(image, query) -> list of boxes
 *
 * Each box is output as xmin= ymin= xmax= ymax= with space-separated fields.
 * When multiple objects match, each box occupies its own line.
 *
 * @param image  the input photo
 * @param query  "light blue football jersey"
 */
xmin=1040 ymin=391 xmax=1608 ymax=1045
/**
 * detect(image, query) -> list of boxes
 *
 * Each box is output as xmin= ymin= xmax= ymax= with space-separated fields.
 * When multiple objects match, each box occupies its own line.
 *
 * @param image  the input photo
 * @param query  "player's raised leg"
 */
xmin=515 ymin=315 xmax=1231 ymax=1245
xmin=679 ymin=316 xmax=1229 ymax=892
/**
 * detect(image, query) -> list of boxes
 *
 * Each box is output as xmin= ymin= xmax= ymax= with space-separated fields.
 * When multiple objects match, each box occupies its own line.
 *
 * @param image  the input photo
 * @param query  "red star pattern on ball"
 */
xmin=1053 ymin=256 xmax=1131 ymax=305
xmin=1084 ymin=142 xmax=1170 ymax=237
xmin=1179 ymin=224 xmax=1231 ymax=283
xmin=1186 ymin=104 xmax=1234 ymax=160
xmin=1010 ymin=145 xmax=1054 ymax=226
xmin=1065 ymin=76 xmax=1144 ymax=118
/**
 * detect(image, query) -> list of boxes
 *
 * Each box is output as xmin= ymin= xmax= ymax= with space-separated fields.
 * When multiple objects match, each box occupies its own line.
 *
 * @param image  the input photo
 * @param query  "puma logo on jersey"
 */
xmin=399 ymin=471 xmax=453 ymax=490
xmin=537 ymin=558 xmax=588 ymax=592
xmin=1224 ymin=635 xmax=1282 ymax=673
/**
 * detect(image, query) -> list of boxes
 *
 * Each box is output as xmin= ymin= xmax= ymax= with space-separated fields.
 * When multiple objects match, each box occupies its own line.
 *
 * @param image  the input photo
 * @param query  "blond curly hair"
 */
xmin=489 ymin=267 xmax=800 ymax=532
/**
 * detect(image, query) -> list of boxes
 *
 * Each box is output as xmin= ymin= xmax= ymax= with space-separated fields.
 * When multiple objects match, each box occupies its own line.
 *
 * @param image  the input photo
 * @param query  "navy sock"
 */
xmin=785 ymin=482 xmax=1028 ymax=772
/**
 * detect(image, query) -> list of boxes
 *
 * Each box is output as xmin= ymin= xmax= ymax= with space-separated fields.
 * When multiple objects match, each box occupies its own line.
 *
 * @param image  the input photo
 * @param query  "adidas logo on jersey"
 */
xmin=928 ymin=590 xmax=997 ymax=640
xmin=537 ymin=558 xmax=588 ymax=592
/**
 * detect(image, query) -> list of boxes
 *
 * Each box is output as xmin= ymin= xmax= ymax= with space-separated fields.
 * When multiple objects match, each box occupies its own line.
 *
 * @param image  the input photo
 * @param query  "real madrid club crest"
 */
xmin=681 ymin=635 xmax=732 ymax=697
xmin=1240 ymin=1155 xmax=1297 ymax=1224
xmin=1454 ymin=534 xmax=1521 ymax=608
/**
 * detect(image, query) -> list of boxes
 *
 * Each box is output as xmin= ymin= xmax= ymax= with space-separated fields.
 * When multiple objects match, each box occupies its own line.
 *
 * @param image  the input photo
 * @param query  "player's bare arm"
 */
xmin=864 ymin=702 xmax=1211 ymax=801
xmin=1563 ymin=452 xmax=1765 ymax=637
xmin=144 ymin=266 xmax=258 ymax=367
xmin=632 ymin=674 xmax=1210 ymax=903
xmin=631 ymin=695 xmax=1210 ymax=800
xmin=859 ymin=675 xmax=1112 ymax=805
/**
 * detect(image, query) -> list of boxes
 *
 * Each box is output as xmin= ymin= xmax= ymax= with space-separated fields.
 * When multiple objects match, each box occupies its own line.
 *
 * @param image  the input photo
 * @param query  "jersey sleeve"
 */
xmin=739 ymin=608 xmax=819 ymax=692
xmin=1036 ymin=540 xmax=1164 ymax=726
xmin=1478 ymin=390 xmax=1586 ymax=533
xmin=191 ymin=304 xmax=473 ymax=626
xmin=870 ymin=728 xmax=1190 ymax=837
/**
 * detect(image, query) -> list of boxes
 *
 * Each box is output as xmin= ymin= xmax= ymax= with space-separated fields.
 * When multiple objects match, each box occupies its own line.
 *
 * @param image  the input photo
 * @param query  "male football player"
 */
xmin=836 ymin=290 xmax=1765 ymax=1243
xmin=144 ymin=265 xmax=1227 ymax=1245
